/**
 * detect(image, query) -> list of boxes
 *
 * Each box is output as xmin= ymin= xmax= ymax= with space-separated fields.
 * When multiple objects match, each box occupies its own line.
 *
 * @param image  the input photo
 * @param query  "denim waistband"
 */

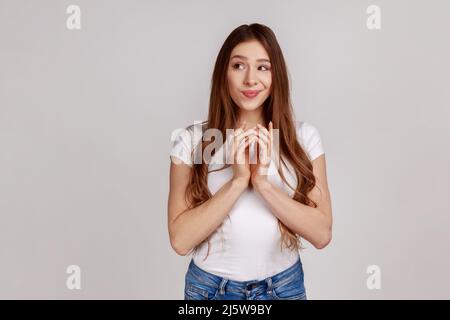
xmin=186 ymin=258 xmax=303 ymax=295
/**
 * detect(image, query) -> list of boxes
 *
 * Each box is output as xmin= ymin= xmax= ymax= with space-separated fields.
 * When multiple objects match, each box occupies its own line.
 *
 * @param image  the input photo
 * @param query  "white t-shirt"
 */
xmin=169 ymin=120 xmax=325 ymax=281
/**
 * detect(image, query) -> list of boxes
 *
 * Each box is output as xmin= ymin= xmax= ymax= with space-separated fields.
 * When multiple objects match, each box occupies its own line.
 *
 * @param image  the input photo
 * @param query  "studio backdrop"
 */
xmin=0 ymin=0 xmax=449 ymax=299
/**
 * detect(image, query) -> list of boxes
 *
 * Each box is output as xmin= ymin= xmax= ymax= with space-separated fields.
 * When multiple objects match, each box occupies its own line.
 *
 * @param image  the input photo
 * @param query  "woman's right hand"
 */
xmin=230 ymin=121 xmax=257 ymax=184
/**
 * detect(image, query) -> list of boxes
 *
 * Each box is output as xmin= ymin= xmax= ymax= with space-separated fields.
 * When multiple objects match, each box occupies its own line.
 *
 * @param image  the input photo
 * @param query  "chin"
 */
xmin=238 ymin=99 xmax=265 ymax=110
xmin=239 ymin=104 xmax=260 ymax=111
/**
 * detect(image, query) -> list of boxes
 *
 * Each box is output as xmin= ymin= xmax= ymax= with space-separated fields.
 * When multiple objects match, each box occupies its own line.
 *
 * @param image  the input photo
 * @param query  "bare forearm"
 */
xmin=254 ymin=179 xmax=332 ymax=248
xmin=171 ymin=178 xmax=248 ymax=254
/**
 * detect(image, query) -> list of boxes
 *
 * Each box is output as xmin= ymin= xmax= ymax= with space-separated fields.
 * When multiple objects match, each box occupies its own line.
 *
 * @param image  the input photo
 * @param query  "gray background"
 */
xmin=1 ymin=0 xmax=449 ymax=299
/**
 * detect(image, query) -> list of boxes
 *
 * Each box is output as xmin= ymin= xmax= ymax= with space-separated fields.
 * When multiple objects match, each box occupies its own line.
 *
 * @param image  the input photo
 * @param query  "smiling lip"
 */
xmin=242 ymin=90 xmax=261 ymax=98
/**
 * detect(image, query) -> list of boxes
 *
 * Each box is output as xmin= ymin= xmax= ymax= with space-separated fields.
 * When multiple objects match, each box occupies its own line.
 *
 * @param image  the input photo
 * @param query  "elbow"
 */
xmin=170 ymin=236 xmax=191 ymax=256
xmin=168 ymin=222 xmax=191 ymax=256
xmin=314 ymin=229 xmax=332 ymax=250
xmin=174 ymin=248 xmax=189 ymax=256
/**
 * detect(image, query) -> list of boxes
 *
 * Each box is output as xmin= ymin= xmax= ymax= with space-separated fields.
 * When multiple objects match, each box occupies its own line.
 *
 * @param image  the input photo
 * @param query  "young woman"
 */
xmin=168 ymin=23 xmax=333 ymax=300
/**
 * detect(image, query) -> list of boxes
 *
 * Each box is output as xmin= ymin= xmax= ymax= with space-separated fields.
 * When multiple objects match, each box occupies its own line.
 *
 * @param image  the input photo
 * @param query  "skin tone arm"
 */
xmin=168 ymin=121 xmax=257 ymax=256
xmin=168 ymin=166 xmax=248 ymax=256
xmin=250 ymin=123 xmax=333 ymax=249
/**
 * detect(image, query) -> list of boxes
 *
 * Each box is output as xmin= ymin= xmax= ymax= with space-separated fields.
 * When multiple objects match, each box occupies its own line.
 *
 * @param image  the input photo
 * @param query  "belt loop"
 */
xmin=219 ymin=279 xmax=228 ymax=295
xmin=266 ymin=277 xmax=273 ymax=294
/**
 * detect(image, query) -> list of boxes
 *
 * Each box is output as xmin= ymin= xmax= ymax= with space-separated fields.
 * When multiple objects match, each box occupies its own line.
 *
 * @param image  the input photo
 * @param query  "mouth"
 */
xmin=241 ymin=90 xmax=261 ymax=99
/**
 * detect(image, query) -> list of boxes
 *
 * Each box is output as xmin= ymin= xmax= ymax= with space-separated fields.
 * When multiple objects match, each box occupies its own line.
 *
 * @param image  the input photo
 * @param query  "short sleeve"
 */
xmin=296 ymin=121 xmax=325 ymax=161
xmin=170 ymin=128 xmax=193 ymax=167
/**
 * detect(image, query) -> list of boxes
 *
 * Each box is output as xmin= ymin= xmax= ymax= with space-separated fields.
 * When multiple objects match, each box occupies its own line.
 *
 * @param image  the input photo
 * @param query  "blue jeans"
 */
xmin=184 ymin=258 xmax=307 ymax=300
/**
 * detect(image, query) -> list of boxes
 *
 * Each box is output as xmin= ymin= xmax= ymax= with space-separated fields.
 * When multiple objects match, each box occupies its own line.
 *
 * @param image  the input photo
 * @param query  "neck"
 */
xmin=236 ymin=108 xmax=265 ymax=128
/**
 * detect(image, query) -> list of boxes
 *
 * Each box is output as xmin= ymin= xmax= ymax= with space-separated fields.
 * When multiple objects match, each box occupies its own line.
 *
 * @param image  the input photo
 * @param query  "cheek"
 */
xmin=227 ymin=73 xmax=240 ymax=92
xmin=261 ymin=81 xmax=271 ymax=96
xmin=263 ymin=73 xmax=272 ymax=88
xmin=255 ymin=71 xmax=271 ymax=90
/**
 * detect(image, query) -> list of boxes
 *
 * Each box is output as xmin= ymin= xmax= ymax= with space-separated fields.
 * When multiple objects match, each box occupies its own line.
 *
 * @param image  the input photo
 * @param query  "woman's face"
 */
xmin=227 ymin=40 xmax=272 ymax=113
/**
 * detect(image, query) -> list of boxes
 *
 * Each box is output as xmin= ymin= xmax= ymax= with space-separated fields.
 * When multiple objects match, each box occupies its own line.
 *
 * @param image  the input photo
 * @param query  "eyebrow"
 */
xmin=230 ymin=54 xmax=271 ymax=63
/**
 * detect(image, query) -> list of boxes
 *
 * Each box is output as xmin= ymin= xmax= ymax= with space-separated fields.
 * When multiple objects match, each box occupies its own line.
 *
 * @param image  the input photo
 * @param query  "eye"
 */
xmin=232 ymin=63 xmax=245 ymax=70
xmin=231 ymin=62 xmax=271 ymax=71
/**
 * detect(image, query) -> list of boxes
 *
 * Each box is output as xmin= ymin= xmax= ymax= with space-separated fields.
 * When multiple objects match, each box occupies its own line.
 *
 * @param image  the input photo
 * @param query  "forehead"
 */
xmin=230 ymin=40 xmax=270 ymax=61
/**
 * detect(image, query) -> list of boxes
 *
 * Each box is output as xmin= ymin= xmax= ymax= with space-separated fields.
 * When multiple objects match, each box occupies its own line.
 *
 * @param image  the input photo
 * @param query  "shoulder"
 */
xmin=170 ymin=120 xmax=208 ymax=166
xmin=295 ymin=120 xmax=325 ymax=161
xmin=171 ymin=120 xmax=207 ymax=143
xmin=169 ymin=120 xmax=207 ymax=163
xmin=295 ymin=120 xmax=321 ymax=139
xmin=187 ymin=121 xmax=207 ymax=145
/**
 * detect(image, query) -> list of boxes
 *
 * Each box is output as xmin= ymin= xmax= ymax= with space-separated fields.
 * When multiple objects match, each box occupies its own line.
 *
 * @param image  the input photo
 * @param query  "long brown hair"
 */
xmin=184 ymin=23 xmax=320 ymax=259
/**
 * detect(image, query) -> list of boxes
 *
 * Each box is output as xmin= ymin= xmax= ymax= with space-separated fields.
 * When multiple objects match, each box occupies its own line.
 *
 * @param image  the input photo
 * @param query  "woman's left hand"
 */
xmin=250 ymin=121 xmax=273 ymax=187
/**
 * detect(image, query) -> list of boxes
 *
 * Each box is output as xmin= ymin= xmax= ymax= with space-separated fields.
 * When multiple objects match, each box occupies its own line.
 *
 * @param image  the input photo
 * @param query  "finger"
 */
xmin=237 ymin=135 xmax=258 ymax=163
xmin=236 ymin=129 xmax=257 ymax=145
xmin=232 ymin=129 xmax=253 ymax=162
xmin=238 ymin=136 xmax=253 ymax=153
xmin=255 ymin=137 xmax=270 ymax=164
xmin=257 ymin=124 xmax=270 ymax=137
xmin=256 ymin=131 xmax=270 ymax=145
xmin=230 ymin=123 xmax=257 ymax=163
xmin=236 ymin=136 xmax=253 ymax=164
xmin=256 ymin=123 xmax=272 ymax=155
xmin=256 ymin=143 xmax=269 ymax=165
xmin=241 ymin=135 xmax=257 ymax=152
xmin=232 ymin=126 xmax=243 ymax=161
xmin=229 ymin=129 xmax=237 ymax=163
xmin=256 ymin=125 xmax=270 ymax=147
xmin=235 ymin=138 xmax=246 ymax=164
xmin=256 ymin=136 xmax=268 ymax=154
xmin=234 ymin=135 xmax=244 ymax=164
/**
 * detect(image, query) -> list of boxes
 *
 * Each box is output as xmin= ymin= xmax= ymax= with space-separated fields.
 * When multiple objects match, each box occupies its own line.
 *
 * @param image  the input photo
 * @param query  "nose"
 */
xmin=244 ymin=67 xmax=258 ymax=86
